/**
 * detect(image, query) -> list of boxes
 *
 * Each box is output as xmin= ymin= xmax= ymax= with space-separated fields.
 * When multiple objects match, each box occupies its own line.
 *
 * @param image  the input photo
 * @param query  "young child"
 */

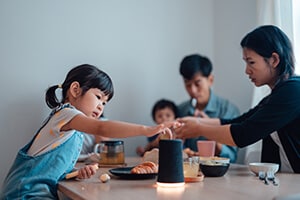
xmin=1 ymin=64 xmax=177 ymax=199
xmin=136 ymin=99 xmax=178 ymax=156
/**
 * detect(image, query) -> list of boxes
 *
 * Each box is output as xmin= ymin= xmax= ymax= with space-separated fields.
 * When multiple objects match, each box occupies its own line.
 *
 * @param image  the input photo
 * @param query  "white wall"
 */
xmin=0 ymin=0 xmax=256 ymax=183
xmin=213 ymin=0 xmax=257 ymax=163
xmin=213 ymin=0 xmax=256 ymax=111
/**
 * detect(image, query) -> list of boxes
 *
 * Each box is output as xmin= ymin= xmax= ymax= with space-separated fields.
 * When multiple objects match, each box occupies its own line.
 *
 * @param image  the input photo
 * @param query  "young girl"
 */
xmin=175 ymin=25 xmax=300 ymax=173
xmin=1 ymin=64 xmax=177 ymax=199
xmin=136 ymin=99 xmax=178 ymax=156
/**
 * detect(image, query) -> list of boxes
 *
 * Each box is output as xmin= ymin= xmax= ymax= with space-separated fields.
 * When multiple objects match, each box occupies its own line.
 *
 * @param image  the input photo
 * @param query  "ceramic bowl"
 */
xmin=199 ymin=163 xmax=230 ymax=177
xmin=248 ymin=162 xmax=279 ymax=175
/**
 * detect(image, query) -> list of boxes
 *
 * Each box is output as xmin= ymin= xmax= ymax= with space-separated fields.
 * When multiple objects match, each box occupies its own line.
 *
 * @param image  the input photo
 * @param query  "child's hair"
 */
xmin=45 ymin=64 xmax=114 ymax=109
xmin=240 ymin=25 xmax=295 ymax=81
xmin=180 ymin=54 xmax=213 ymax=80
xmin=151 ymin=99 xmax=178 ymax=121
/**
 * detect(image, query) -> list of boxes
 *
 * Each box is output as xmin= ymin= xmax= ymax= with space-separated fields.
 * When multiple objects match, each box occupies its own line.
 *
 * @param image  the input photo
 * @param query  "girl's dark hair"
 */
xmin=240 ymin=25 xmax=295 ymax=81
xmin=180 ymin=54 xmax=213 ymax=80
xmin=151 ymin=99 xmax=178 ymax=121
xmin=46 ymin=64 xmax=114 ymax=109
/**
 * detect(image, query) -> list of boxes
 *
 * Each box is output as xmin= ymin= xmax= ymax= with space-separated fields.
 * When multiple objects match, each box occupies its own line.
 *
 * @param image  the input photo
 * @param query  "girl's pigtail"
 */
xmin=45 ymin=85 xmax=61 ymax=109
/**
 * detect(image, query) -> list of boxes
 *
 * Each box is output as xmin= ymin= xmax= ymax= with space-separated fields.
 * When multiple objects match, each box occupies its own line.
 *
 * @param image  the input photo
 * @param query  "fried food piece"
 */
xmin=131 ymin=161 xmax=158 ymax=174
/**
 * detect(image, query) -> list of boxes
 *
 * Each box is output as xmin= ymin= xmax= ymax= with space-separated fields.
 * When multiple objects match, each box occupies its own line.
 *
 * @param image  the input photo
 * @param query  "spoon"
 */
xmin=191 ymin=98 xmax=197 ymax=116
xmin=258 ymin=171 xmax=269 ymax=185
xmin=267 ymin=171 xmax=278 ymax=186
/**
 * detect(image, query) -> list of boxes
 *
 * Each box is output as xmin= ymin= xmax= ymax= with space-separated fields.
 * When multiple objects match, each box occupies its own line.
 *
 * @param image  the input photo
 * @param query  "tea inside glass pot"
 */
xmin=94 ymin=141 xmax=125 ymax=165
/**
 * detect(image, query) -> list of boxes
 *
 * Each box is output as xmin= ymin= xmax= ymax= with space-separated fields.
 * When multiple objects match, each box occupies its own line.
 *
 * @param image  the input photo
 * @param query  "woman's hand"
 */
xmin=175 ymin=117 xmax=235 ymax=146
xmin=77 ymin=164 xmax=98 ymax=179
xmin=146 ymin=121 xmax=182 ymax=137
xmin=174 ymin=117 xmax=202 ymax=139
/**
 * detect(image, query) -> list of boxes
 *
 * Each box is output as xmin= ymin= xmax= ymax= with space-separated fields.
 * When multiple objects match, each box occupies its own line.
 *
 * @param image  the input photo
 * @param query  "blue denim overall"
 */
xmin=1 ymin=105 xmax=83 ymax=199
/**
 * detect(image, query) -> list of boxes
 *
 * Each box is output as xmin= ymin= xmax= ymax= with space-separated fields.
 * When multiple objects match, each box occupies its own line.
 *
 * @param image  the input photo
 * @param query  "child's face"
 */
xmin=154 ymin=107 xmax=176 ymax=124
xmin=74 ymin=88 xmax=109 ymax=119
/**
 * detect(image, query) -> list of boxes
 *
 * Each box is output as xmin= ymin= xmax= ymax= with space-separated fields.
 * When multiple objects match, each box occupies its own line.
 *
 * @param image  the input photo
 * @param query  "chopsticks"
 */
xmin=258 ymin=171 xmax=278 ymax=186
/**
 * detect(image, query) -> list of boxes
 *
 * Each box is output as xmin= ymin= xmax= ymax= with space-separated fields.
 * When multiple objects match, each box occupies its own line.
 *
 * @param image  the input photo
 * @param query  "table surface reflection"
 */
xmin=58 ymin=157 xmax=300 ymax=200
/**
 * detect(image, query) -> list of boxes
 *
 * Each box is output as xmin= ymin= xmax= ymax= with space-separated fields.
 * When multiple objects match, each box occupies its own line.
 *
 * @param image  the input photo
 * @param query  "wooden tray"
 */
xmin=184 ymin=173 xmax=204 ymax=183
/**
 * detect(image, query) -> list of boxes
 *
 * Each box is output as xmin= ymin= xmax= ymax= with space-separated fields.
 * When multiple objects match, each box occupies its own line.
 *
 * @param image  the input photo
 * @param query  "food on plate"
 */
xmin=131 ymin=161 xmax=158 ymax=174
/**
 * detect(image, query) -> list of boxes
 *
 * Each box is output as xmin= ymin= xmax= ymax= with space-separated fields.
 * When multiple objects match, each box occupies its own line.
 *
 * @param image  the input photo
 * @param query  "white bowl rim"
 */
xmin=248 ymin=162 xmax=279 ymax=175
xmin=249 ymin=162 xmax=279 ymax=167
xmin=198 ymin=156 xmax=230 ymax=164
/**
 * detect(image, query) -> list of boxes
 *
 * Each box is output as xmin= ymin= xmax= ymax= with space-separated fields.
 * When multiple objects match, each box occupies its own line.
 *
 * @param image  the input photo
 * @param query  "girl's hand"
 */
xmin=174 ymin=117 xmax=201 ymax=139
xmin=158 ymin=127 xmax=173 ymax=140
xmin=147 ymin=121 xmax=182 ymax=137
xmin=77 ymin=163 xmax=98 ymax=179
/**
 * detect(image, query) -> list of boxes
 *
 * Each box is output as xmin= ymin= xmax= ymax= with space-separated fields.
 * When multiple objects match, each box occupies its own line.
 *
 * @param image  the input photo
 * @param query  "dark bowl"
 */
xmin=200 ymin=163 xmax=230 ymax=177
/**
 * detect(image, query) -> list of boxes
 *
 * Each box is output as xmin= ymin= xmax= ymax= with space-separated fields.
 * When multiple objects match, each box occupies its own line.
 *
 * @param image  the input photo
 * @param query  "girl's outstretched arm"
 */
xmin=62 ymin=114 xmax=181 ymax=138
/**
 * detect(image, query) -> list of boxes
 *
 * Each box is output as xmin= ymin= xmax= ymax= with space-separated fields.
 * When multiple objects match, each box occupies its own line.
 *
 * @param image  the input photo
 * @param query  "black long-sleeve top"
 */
xmin=221 ymin=76 xmax=300 ymax=173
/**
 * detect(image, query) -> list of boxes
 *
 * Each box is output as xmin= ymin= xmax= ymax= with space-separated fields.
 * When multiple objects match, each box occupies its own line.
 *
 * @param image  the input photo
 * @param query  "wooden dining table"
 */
xmin=58 ymin=157 xmax=300 ymax=200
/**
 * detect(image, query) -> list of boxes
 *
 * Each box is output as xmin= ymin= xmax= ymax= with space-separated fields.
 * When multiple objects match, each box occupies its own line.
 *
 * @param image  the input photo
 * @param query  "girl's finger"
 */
xmin=159 ymin=128 xmax=172 ymax=140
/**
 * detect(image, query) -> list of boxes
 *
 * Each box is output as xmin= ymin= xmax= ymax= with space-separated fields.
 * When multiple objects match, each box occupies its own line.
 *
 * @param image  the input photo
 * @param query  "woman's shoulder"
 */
xmin=287 ymin=76 xmax=300 ymax=82
xmin=275 ymin=76 xmax=300 ymax=88
xmin=272 ymin=76 xmax=300 ymax=98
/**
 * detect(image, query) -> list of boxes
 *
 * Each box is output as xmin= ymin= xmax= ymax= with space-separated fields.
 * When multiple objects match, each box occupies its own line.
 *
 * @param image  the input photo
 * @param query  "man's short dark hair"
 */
xmin=179 ymin=54 xmax=213 ymax=80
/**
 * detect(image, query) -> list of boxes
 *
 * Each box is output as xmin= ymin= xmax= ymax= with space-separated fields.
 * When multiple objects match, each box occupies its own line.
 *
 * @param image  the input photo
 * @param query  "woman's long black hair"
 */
xmin=240 ymin=25 xmax=295 ymax=81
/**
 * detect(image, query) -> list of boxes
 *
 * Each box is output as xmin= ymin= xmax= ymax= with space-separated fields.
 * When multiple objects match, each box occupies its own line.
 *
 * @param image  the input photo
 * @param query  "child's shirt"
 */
xmin=27 ymin=103 xmax=82 ymax=156
xmin=1 ymin=103 xmax=84 ymax=199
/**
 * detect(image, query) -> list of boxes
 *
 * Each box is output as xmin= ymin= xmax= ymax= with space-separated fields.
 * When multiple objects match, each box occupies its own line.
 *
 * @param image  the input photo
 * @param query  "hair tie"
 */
xmin=58 ymin=84 xmax=62 ymax=88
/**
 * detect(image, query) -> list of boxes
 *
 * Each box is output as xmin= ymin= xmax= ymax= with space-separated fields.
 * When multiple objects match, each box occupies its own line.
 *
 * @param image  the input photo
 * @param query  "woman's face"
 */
xmin=243 ymin=48 xmax=278 ymax=88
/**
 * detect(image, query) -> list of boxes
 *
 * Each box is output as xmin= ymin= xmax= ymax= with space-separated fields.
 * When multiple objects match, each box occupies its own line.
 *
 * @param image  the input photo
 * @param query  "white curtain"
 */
xmin=242 ymin=0 xmax=294 ymax=164
xmin=293 ymin=0 xmax=300 ymax=75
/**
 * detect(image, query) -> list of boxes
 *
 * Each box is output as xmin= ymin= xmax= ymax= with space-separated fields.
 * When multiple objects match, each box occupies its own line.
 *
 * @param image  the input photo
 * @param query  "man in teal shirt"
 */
xmin=178 ymin=54 xmax=240 ymax=162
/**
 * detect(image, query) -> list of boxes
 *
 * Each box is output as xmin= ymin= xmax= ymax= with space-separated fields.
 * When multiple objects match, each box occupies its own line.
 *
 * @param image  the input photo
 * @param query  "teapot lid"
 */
xmin=100 ymin=140 xmax=123 ymax=146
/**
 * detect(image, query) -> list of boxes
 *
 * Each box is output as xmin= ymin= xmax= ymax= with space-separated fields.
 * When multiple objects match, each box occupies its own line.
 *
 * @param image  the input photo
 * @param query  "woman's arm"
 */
xmin=175 ymin=116 xmax=236 ymax=146
xmin=197 ymin=117 xmax=221 ymax=126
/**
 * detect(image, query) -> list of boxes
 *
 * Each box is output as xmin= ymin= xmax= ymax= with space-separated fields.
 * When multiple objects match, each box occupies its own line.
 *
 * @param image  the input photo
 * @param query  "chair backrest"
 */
xmin=236 ymin=141 xmax=262 ymax=164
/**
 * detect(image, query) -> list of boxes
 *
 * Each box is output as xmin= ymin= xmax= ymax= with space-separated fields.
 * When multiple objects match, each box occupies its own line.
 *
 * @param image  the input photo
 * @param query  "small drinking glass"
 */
xmin=183 ymin=158 xmax=199 ymax=177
